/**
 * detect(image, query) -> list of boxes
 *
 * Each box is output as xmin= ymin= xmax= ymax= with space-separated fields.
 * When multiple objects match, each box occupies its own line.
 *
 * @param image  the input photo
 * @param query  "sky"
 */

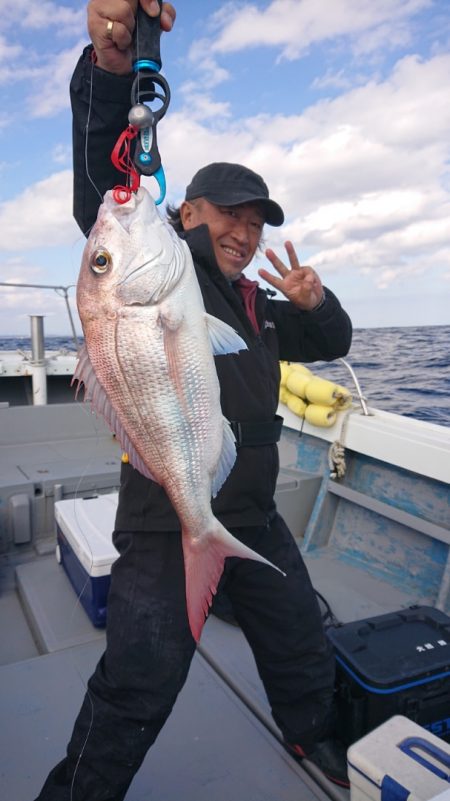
xmin=0 ymin=0 xmax=449 ymax=336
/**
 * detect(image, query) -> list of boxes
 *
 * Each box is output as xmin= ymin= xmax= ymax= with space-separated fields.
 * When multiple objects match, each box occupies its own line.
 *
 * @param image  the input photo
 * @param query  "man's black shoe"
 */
xmin=286 ymin=738 xmax=350 ymax=789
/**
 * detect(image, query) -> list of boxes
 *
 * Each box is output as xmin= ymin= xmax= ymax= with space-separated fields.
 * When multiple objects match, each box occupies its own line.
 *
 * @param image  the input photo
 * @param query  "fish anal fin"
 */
xmin=205 ymin=313 xmax=248 ymax=356
xmin=182 ymin=519 xmax=285 ymax=642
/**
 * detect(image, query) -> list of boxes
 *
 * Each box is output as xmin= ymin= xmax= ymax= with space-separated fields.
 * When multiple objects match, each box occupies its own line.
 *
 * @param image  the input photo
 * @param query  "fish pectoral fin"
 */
xmin=159 ymin=302 xmax=184 ymax=331
xmin=182 ymin=520 xmax=285 ymax=642
xmin=205 ymin=313 xmax=248 ymax=356
xmin=211 ymin=419 xmax=237 ymax=498
xmin=72 ymin=345 xmax=156 ymax=482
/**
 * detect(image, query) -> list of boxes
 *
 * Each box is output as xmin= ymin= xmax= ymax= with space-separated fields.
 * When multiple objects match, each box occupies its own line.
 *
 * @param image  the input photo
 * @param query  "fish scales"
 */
xmin=115 ymin=315 xmax=216 ymax=507
xmin=74 ymin=186 xmax=283 ymax=640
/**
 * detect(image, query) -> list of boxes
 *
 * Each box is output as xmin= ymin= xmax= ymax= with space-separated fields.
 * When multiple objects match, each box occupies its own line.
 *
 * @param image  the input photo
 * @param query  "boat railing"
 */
xmin=0 ymin=281 xmax=80 ymax=353
xmin=339 ymin=358 xmax=371 ymax=416
xmin=1 ymin=282 xmax=371 ymax=416
xmin=0 ymin=282 xmax=81 ymax=406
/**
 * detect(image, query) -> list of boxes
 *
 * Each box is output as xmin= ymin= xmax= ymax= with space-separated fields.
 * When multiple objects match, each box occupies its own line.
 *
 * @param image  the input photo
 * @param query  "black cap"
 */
xmin=185 ymin=162 xmax=284 ymax=227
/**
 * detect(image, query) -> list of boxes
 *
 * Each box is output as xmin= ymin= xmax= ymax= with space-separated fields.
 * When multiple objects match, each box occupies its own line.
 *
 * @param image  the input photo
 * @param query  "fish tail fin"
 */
xmin=182 ymin=519 xmax=285 ymax=642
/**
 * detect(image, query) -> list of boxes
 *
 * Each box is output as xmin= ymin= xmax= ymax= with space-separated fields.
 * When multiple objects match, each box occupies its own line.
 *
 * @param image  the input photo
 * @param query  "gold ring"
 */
xmin=105 ymin=19 xmax=114 ymax=40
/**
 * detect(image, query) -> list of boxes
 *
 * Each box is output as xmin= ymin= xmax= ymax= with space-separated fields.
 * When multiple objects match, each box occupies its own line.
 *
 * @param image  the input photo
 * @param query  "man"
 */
xmin=35 ymin=2 xmax=352 ymax=798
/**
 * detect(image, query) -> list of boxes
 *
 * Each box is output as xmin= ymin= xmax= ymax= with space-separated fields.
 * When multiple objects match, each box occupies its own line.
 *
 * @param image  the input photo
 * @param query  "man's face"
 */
xmin=180 ymin=198 xmax=264 ymax=280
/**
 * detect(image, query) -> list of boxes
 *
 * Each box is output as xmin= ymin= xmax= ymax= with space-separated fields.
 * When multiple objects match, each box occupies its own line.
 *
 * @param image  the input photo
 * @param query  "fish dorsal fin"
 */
xmin=211 ymin=418 xmax=237 ymax=498
xmin=72 ymin=345 xmax=156 ymax=482
xmin=205 ymin=313 xmax=248 ymax=356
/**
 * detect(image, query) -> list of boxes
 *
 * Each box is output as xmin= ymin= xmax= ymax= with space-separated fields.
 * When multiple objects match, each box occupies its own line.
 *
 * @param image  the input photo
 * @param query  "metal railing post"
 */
xmin=29 ymin=315 xmax=47 ymax=405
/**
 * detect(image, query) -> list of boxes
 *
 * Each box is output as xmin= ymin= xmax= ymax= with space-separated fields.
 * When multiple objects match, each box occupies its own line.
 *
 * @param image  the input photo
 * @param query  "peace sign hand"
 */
xmin=258 ymin=241 xmax=324 ymax=311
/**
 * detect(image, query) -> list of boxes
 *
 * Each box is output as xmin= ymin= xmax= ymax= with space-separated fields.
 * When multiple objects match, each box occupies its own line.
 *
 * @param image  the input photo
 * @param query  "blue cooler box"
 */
xmin=347 ymin=715 xmax=450 ymax=801
xmin=55 ymin=493 xmax=119 ymax=627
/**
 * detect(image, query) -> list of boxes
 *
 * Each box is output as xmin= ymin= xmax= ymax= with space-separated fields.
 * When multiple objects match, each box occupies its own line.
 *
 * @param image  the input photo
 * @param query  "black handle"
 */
xmin=132 ymin=2 xmax=162 ymax=71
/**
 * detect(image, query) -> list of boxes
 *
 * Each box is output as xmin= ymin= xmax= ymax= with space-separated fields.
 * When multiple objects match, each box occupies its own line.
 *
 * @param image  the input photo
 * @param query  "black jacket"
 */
xmin=70 ymin=48 xmax=352 ymax=532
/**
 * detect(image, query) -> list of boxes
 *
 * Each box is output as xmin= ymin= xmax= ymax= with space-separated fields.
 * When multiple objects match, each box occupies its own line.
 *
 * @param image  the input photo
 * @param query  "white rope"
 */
xmin=328 ymin=440 xmax=346 ymax=479
xmin=328 ymin=406 xmax=354 ymax=479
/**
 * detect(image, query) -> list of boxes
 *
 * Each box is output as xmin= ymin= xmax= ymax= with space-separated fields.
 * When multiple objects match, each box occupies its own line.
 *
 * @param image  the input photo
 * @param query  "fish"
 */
xmin=73 ymin=186 xmax=282 ymax=641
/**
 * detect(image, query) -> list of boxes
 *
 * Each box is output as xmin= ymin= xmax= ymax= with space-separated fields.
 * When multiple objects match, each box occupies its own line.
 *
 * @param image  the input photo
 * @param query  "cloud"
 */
xmin=1 ymin=0 xmax=447 ymax=332
xmin=0 ymin=40 xmax=85 ymax=116
xmin=0 ymin=255 xmax=73 ymax=334
xmin=0 ymin=170 xmax=79 ymax=251
xmin=174 ymin=87 xmax=231 ymax=122
xmin=0 ymin=33 xmax=22 ymax=63
xmin=160 ymin=50 xmax=450 ymax=294
xmin=52 ymin=143 xmax=72 ymax=165
xmin=209 ymin=0 xmax=432 ymax=60
xmin=181 ymin=0 xmax=436 ymax=126
xmin=0 ymin=0 xmax=85 ymax=114
xmin=0 ymin=0 xmax=84 ymax=36
xmin=27 ymin=41 xmax=85 ymax=117
xmin=185 ymin=38 xmax=231 ymax=89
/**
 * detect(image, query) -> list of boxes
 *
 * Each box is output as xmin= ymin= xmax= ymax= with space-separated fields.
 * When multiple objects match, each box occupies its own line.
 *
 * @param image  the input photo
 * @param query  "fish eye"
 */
xmin=91 ymin=249 xmax=112 ymax=274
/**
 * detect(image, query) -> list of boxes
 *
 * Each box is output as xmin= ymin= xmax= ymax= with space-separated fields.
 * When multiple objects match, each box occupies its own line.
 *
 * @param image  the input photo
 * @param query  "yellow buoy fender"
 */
xmin=334 ymin=385 xmax=352 ymax=409
xmin=304 ymin=376 xmax=339 ymax=406
xmin=289 ymin=363 xmax=313 ymax=377
xmin=279 ymin=362 xmax=292 ymax=388
xmin=286 ymin=372 xmax=310 ymax=399
xmin=278 ymin=362 xmax=352 ymax=426
xmin=286 ymin=392 xmax=307 ymax=418
xmin=305 ymin=404 xmax=337 ymax=428
xmin=279 ymin=386 xmax=290 ymax=404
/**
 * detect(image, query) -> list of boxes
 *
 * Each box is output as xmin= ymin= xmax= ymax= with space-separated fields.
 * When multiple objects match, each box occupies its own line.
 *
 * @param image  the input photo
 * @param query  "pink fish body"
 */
xmin=74 ymin=187 xmax=281 ymax=640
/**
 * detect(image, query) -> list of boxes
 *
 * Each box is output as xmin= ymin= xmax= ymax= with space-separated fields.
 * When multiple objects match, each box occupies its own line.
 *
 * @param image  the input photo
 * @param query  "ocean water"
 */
xmin=312 ymin=324 xmax=450 ymax=428
xmin=1 ymin=325 xmax=449 ymax=427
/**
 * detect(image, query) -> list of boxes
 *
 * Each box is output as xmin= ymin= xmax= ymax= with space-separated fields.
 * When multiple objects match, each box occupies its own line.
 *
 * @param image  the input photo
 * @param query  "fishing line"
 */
xmin=56 ymin=28 xmax=120 ymax=800
xmin=65 ymin=15 xmax=143 ymax=794
xmin=136 ymin=9 xmax=141 ymax=99
xmin=69 ymin=431 xmax=99 ymax=801
xmin=65 ymin=400 xmax=117 ymax=801
xmin=52 ymin=343 xmax=119 ymax=798
xmin=70 ymin=687 xmax=95 ymax=801
xmin=83 ymin=55 xmax=104 ymax=226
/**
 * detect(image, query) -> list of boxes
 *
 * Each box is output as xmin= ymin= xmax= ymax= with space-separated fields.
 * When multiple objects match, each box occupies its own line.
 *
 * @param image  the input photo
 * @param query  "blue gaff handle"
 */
xmin=151 ymin=165 xmax=166 ymax=206
xmin=398 ymin=736 xmax=450 ymax=782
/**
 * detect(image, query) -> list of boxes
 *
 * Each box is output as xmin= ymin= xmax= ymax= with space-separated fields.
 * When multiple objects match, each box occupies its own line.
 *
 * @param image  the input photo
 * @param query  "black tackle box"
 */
xmin=327 ymin=606 xmax=450 ymax=746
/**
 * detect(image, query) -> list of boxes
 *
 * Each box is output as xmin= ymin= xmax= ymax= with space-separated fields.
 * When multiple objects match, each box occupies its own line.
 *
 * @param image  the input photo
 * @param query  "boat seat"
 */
xmin=0 ymin=403 xmax=121 ymax=547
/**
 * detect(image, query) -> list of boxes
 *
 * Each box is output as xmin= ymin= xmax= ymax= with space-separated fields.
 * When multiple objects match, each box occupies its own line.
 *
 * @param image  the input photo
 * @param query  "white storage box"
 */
xmin=55 ymin=493 xmax=119 ymax=627
xmin=348 ymin=715 xmax=450 ymax=801
xmin=274 ymin=467 xmax=320 ymax=541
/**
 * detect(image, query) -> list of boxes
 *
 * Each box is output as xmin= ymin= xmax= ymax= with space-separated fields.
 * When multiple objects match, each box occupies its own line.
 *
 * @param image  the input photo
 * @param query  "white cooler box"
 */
xmin=348 ymin=715 xmax=450 ymax=801
xmin=55 ymin=493 xmax=119 ymax=627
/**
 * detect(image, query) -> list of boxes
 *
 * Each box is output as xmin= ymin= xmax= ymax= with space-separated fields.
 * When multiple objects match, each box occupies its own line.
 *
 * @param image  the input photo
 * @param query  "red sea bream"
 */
xmin=74 ymin=186 xmax=281 ymax=641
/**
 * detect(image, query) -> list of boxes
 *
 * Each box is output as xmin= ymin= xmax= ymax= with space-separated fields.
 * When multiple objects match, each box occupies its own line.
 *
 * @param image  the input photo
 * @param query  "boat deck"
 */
xmin=0 ymin=554 xmax=347 ymax=801
xmin=1 ymin=398 xmax=449 ymax=800
xmin=0 ymin=531 xmax=431 ymax=801
xmin=1 ymin=641 xmax=331 ymax=801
